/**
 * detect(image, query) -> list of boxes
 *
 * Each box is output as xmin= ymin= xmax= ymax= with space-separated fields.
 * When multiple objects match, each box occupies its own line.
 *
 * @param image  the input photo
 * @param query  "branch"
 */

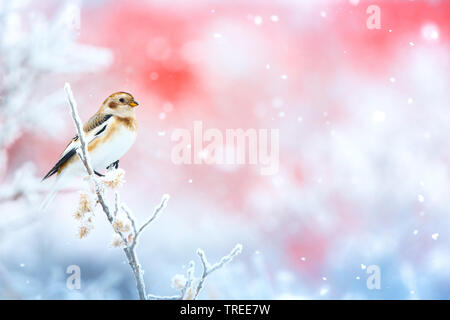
xmin=147 ymin=294 xmax=182 ymax=300
xmin=64 ymin=83 xmax=114 ymax=224
xmin=130 ymin=194 xmax=170 ymax=249
xmin=64 ymin=83 xmax=93 ymax=176
xmin=148 ymin=244 xmax=243 ymax=300
xmin=194 ymin=244 xmax=243 ymax=299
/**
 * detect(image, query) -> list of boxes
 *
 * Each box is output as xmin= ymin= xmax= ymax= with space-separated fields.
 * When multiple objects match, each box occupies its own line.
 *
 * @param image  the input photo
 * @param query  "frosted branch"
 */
xmin=64 ymin=83 xmax=93 ymax=176
xmin=133 ymin=194 xmax=170 ymax=246
xmin=65 ymin=83 xmax=145 ymax=299
xmin=194 ymin=244 xmax=243 ymax=299
xmin=148 ymin=244 xmax=243 ymax=300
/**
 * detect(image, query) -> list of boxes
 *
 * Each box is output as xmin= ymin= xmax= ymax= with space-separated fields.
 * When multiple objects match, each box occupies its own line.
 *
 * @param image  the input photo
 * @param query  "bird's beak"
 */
xmin=129 ymin=100 xmax=139 ymax=107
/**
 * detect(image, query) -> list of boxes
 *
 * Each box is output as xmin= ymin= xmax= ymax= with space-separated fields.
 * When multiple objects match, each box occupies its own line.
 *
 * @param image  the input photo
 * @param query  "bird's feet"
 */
xmin=94 ymin=170 xmax=105 ymax=177
xmin=107 ymin=160 xmax=119 ymax=170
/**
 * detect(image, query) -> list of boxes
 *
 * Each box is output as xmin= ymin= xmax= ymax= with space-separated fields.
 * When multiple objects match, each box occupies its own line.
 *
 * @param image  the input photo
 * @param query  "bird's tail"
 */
xmin=39 ymin=172 xmax=66 ymax=212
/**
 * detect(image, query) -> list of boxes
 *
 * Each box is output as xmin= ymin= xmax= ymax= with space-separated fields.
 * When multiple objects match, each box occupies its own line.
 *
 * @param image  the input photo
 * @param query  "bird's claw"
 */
xmin=107 ymin=160 xmax=119 ymax=170
xmin=94 ymin=170 xmax=105 ymax=177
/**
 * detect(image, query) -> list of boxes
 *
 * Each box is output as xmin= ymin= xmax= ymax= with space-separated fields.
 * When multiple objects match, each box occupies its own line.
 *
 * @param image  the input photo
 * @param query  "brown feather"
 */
xmin=83 ymin=113 xmax=113 ymax=132
xmin=115 ymin=116 xmax=137 ymax=131
xmin=43 ymin=114 xmax=113 ymax=179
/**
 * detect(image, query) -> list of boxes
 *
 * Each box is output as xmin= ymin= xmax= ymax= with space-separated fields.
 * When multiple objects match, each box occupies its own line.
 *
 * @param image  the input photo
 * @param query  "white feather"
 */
xmin=90 ymin=123 xmax=137 ymax=171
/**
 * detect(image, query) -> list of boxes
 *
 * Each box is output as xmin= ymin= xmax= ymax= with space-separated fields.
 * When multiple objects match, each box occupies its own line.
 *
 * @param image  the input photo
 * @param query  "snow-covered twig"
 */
xmin=194 ymin=244 xmax=243 ymax=299
xmin=132 ymin=194 xmax=169 ymax=248
xmin=147 ymin=294 xmax=182 ymax=300
xmin=64 ymin=83 xmax=93 ymax=176
xmin=148 ymin=244 xmax=243 ymax=300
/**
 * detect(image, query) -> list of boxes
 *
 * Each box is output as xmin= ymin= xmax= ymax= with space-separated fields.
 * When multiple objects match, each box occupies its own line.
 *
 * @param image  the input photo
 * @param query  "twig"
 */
xmin=121 ymin=203 xmax=137 ymax=234
xmin=132 ymin=194 xmax=169 ymax=249
xmin=113 ymin=192 xmax=120 ymax=217
xmin=148 ymin=244 xmax=243 ymax=300
xmin=181 ymin=260 xmax=196 ymax=299
xmin=193 ymin=244 xmax=243 ymax=299
xmin=64 ymin=83 xmax=93 ymax=176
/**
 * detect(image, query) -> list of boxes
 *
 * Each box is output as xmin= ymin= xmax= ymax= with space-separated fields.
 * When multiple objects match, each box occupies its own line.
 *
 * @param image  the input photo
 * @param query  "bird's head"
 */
xmin=101 ymin=92 xmax=139 ymax=116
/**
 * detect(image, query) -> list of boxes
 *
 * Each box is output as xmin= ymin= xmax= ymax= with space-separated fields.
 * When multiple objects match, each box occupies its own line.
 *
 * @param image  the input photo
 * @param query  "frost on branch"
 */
xmin=148 ymin=244 xmax=243 ymax=300
xmin=102 ymin=168 xmax=126 ymax=189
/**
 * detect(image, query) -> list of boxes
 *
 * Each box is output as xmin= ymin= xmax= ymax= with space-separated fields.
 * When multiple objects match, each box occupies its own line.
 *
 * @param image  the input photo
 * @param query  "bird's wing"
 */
xmin=59 ymin=113 xmax=113 ymax=157
xmin=43 ymin=113 xmax=114 ymax=180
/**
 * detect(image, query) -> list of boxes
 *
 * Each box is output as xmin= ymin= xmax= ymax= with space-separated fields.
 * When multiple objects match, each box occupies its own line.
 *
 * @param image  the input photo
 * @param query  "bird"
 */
xmin=40 ymin=92 xmax=139 ymax=211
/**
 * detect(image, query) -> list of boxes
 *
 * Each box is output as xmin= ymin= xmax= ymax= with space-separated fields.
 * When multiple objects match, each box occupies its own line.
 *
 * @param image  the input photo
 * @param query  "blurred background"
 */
xmin=1 ymin=0 xmax=449 ymax=299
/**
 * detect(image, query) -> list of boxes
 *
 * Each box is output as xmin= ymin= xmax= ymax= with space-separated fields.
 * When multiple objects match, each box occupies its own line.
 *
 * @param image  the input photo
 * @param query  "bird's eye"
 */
xmin=119 ymin=98 xmax=125 ymax=103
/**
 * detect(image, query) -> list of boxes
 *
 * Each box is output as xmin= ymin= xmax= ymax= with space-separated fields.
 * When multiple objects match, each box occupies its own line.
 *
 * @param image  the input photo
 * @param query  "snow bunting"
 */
xmin=40 ymin=92 xmax=139 ymax=211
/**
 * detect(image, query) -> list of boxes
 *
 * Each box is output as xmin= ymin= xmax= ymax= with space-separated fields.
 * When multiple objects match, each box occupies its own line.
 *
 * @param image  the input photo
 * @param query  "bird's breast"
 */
xmin=90 ymin=118 xmax=137 ymax=170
